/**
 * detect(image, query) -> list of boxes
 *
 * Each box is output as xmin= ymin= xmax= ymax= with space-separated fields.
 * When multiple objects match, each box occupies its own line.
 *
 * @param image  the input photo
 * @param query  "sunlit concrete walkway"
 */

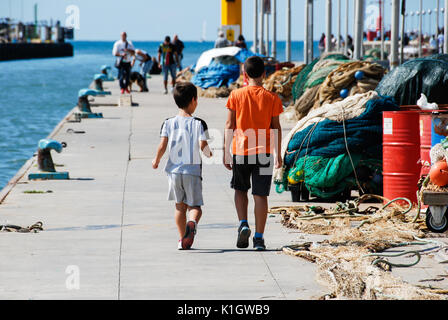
xmin=0 ymin=75 xmax=327 ymax=299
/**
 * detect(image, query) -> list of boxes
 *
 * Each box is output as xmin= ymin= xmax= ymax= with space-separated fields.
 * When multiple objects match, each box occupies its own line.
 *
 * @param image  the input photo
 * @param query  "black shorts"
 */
xmin=231 ymin=154 xmax=274 ymax=196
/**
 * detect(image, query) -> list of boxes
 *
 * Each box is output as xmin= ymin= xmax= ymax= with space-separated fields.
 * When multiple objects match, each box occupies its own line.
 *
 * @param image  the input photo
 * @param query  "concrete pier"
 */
xmin=0 ymin=76 xmax=327 ymax=300
xmin=1 ymin=76 xmax=448 ymax=300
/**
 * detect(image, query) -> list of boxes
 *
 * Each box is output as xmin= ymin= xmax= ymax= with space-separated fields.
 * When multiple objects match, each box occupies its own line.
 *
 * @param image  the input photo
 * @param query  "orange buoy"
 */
xmin=429 ymin=160 xmax=448 ymax=187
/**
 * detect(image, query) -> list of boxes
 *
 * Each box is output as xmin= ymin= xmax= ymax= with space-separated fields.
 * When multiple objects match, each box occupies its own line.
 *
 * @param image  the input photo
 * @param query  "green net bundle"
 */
xmin=376 ymin=55 xmax=448 ymax=105
xmin=291 ymin=53 xmax=351 ymax=102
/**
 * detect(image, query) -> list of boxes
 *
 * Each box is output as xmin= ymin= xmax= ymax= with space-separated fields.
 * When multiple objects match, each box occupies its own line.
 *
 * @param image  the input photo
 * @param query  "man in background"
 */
xmin=132 ymin=49 xmax=153 ymax=92
xmin=113 ymin=32 xmax=135 ymax=94
xmin=214 ymin=31 xmax=230 ymax=48
xmin=172 ymin=34 xmax=185 ymax=71
xmin=158 ymin=36 xmax=179 ymax=94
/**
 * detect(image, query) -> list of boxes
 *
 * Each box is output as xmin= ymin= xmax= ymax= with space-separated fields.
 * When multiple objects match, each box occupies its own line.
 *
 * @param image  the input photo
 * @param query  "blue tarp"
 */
xmin=191 ymin=61 xmax=241 ymax=89
xmin=191 ymin=49 xmax=264 ymax=89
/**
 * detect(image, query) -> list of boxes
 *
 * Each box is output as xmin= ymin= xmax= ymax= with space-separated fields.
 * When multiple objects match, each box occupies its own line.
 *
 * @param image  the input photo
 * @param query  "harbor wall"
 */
xmin=0 ymin=42 xmax=73 ymax=61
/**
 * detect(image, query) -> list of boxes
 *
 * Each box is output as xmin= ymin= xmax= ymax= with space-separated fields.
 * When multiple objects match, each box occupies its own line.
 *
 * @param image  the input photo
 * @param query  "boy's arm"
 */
xmin=200 ymin=140 xmax=213 ymax=158
xmin=152 ymin=137 xmax=168 ymax=169
xmin=271 ymin=116 xmax=283 ymax=169
xmin=223 ymin=109 xmax=236 ymax=170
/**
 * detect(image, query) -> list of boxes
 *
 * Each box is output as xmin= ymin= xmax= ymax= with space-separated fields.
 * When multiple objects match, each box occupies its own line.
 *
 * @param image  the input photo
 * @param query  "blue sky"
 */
xmin=0 ymin=0 xmax=443 ymax=41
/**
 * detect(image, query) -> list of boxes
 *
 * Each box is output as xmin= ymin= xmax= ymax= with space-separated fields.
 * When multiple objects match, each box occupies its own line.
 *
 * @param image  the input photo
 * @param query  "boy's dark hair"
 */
xmin=165 ymin=36 xmax=171 ymax=43
xmin=173 ymin=82 xmax=197 ymax=109
xmin=244 ymin=56 xmax=265 ymax=78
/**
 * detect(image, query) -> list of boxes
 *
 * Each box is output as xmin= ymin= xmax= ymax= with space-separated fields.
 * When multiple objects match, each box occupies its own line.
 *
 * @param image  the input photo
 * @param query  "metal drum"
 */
xmin=383 ymin=111 xmax=421 ymax=203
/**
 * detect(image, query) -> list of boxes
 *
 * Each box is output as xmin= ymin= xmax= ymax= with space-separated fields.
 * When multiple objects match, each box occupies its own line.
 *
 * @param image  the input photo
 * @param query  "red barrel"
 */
xmin=400 ymin=106 xmax=434 ymax=177
xmin=420 ymin=112 xmax=433 ymax=175
xmin=383 ymin=111 xmax=421 ymax=203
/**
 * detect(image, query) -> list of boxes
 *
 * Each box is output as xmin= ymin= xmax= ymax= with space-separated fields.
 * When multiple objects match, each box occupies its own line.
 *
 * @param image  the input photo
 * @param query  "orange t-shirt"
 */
xmin=226 ymin=85 xmax=284 ymax=156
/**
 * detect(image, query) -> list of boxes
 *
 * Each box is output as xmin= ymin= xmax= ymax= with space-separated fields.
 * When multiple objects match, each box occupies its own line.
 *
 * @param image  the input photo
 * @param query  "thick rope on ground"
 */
xmin=273 ymin=196 xmax=446 ymax=300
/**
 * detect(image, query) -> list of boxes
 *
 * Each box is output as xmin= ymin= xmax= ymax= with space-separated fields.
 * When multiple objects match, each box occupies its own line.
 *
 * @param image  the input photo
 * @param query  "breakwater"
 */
xmin=0 ymin=42 xmax=73 ymax=61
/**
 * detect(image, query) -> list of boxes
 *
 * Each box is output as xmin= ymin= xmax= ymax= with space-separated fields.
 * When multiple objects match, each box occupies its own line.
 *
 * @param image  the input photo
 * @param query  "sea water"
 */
xmin=0 ymin=40 xmax=319 ymax=189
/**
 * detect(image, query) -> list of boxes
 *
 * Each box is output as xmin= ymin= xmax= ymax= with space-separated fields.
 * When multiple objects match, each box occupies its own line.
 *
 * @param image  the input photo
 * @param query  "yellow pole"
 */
xmin=221 ymin=0 xmax=242 ymax=41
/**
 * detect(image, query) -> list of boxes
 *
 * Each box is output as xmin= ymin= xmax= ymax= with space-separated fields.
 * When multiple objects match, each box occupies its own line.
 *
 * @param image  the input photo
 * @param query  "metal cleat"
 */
xmin=28 ymin=139 xmax=69 ymax=180
xmin=75 ymin=89 xmax=104 ymax=119
xmin=100 ymin=65 xmax=115 ymax=81
xmin=89 ymin=74 xmax=112 ymax=95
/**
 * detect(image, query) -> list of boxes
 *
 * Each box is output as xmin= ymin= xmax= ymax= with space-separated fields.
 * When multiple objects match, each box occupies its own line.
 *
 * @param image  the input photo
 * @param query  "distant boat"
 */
xmin=200 ymin=20 xmax=206 ymax=43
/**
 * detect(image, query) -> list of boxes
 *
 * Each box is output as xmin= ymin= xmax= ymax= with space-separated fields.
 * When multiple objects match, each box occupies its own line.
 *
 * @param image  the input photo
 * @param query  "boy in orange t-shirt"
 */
xmin=223 ymin=56 xmax=283 ymax=251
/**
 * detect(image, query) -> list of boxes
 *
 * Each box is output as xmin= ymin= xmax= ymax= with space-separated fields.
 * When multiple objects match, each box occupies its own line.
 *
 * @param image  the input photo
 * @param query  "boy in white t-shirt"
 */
xmin=152 ymin=82 xmax=212 ymax=250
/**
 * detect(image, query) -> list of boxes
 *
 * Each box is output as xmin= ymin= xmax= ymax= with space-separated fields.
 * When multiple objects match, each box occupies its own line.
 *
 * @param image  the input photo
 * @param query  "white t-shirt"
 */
xmin=112 ymin=39 xmax=135 ymax=63
xmin=160 ymin=115 xmax=209 ymax=177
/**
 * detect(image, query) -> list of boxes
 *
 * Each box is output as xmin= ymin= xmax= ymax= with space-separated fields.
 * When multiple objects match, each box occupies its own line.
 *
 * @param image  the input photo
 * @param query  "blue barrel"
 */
xmin=431 ymin=113 xmax=448 ymax=146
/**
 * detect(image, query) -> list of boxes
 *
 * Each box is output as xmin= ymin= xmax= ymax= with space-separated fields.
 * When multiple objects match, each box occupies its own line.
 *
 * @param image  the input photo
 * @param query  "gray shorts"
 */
xmin=167 ymin=173 xmax=203 ymax=207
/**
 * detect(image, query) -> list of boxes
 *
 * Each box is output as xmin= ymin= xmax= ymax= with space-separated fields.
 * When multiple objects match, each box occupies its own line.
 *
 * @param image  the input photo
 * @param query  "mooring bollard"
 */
xmin=89 ymin=74 xmax=112 ymax=95
xmin=75 ymin=89 xmax=104 ymax=119
xmin=100 ymin=65 xmax=115 ymax=81
xmin=28 ymin=139 xmax=69 ymax=180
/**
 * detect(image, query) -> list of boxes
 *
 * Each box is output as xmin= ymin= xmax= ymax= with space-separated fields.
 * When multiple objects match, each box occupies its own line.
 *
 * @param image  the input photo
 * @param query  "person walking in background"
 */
xmin=172 ymin=34 xmax=185 ymax=72
xmin=235 ymin=35 xmax=247 ymax=49
xmin=132 ymin=49 xmax=153 ymax=92
xmin=318 ymin=33 xmax=325 ymax=55
xmin=215 ymin=31 xmax=230 ymax=48
xmin=158 ymin=36 xmax=179 ymax=95
xmin=113 ymin=32 xmax=135 ymax=94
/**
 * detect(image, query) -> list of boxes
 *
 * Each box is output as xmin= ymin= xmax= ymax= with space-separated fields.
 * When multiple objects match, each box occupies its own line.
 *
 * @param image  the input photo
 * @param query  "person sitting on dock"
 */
xmin=132 ymin=49 xmax=153 ymax=92
xmin=223 ymin=56 xmax=283 ymax=251
xmin=113 ymin=32 xmax=135 ymax=94
xmin=158 ymin=36 xmax=179 ymax=95
xmin=152 ymin=82 xmax=212 ymax=250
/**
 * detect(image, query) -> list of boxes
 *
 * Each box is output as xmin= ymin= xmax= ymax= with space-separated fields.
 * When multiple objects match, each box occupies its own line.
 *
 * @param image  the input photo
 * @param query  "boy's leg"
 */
xmin=188 ymin=206 xmax=202 ymax=223
xmin=253 ymin=195 xmax=268 ymax=235
xmin=175 ymin=202 xmax=188 ymax=240
xmin=231 ymin=155 xmax=253 ymax=248
xmin=251 ymin=154 xmax=274 ymax=250
xmin=234 ymin=190 xmax=248 ymax=221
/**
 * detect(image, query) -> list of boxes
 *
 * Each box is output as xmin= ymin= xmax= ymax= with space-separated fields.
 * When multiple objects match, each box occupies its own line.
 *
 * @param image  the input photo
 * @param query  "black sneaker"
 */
xmin=253 ymin=237 xmax=266 ymax=251
xmin=182 ymin=221 xmax=197 ymax=250
xmin=236 ymin=222 xmax=251 ymax=248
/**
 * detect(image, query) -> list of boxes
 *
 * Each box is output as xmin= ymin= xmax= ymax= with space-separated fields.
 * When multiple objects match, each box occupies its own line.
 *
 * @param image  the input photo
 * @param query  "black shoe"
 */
xmin=253 ymin=237 xmax=266 ymax=251
xmin=182 ymin=221 xmax=197 ymax=250
xmin=236 ymin=222 xmax=251 ymax=248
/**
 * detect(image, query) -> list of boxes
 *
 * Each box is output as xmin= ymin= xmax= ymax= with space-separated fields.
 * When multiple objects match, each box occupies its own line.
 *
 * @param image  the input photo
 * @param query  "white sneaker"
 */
xmin=177 ymin=240 xmax=183 ymax=250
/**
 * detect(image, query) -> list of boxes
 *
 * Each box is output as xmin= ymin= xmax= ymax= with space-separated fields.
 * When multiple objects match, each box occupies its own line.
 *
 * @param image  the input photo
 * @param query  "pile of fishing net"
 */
xmin=376 ymin=55 xmax=448 ymax=106
xmin=313 ymin=61 xmax=386 ymax=109
xmin=363 ymin=48 xmax=388 ymax=61
xmin=286 ymin=54 xmax=386 ymax=122
xmin=274 ymin=91 xmax=399 ymax=199
xmin=271 ymin=196 xmax=448 ymax=300
xmin=288 ymin=54 xmax=351 ymax=121
xmin=197 ymin=86 xmax=235 ymax=98
xmin=176 ymin=68 xmax=193 ymax=82
xmin=263 ymin=65 xmax=306 ymax=104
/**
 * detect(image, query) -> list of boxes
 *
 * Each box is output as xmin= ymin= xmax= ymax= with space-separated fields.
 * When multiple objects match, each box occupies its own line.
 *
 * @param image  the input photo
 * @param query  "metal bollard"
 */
xmin=28 ymin=139 xmax=69 ymax=180
xmin=89 ymin=74 xmax=112 ymax=95
xmin=75 ymin=89 xmax=104 ymax=119
xmin=100 ymin=65 xmax=115 ymax=81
